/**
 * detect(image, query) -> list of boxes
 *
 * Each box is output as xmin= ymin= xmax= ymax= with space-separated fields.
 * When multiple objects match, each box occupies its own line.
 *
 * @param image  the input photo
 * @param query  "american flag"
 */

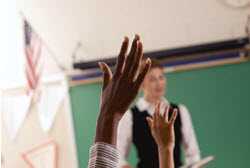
xmin=24 ymin=20 xmax=43 ymax=94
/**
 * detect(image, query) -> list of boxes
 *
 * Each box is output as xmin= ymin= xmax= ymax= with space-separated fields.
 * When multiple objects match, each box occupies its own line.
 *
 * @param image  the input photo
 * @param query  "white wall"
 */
xmin=0 ymin=0 xmax=26 ymax=88
xmin=1 ymin=0 xmax=249 ymax=87
xmin=18 ymin=0 xmax=249 ymax=63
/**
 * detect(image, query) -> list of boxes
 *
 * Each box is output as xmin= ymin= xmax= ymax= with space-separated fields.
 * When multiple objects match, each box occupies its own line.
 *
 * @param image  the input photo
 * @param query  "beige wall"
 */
xmin=1 ymin=91 xmax=78 ymax=168
xmin=18 ymin=0 xmax=249 ymax=68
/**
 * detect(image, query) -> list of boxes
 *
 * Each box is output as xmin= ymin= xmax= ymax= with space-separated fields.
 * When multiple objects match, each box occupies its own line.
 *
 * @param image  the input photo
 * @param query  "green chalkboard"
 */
xmin=69 ymin=61 xmax=250 ymax=168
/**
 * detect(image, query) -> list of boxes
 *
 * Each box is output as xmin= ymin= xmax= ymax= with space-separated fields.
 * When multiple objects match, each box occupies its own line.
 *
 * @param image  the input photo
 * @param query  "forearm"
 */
xmin=90 ymin=115 xmax=120 ymax=168
xmin=158 ymin=147 xmax=174 ymax=168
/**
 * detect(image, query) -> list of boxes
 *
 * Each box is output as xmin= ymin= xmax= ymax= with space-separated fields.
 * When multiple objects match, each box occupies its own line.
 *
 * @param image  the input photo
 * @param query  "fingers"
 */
xmin=146 ymin=117 xmax=155 ymax=137
xmin=113 ymin=37 xmax=129 ymax=79
xmin=134 ymin=58 xmax=151 ymax=90
xmin=123 ymin=35 xmax=140 ymax=77
xmin=129 ymin=41 xmax=143 ymax=81
xmin=169 ymin=108 xmax=178 ymax=124
xmin=98 ymin=62 xmax=113 ymax=91
xmin=146 ymin=117 xmax=153 ymax=129
xmin=155 ymin=102 xmax=161 ymax=116
xmin=163 ymin=105 xmax=170 ymax=121
xmin=113 ymin=35 xmax=151 ymax=90
xmin=154 ymin=102 xmax=161 ymax=128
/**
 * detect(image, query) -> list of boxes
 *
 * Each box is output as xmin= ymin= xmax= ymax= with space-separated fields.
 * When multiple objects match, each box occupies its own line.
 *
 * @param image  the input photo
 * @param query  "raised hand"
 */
xmin=147 ymin=103 xmax=177 ymax=168
xmin=95 ymin=35 xmax=151 ymax=145
xmin=147 ymin=103 xmax=178 ymax=149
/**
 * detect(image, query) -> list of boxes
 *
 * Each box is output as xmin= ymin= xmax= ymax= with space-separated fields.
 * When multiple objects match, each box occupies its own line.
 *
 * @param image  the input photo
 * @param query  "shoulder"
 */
xmin=178 ymin=104 xmax=189 ymax=113
xmin=177 ymin=104 xmax=195 ymax=126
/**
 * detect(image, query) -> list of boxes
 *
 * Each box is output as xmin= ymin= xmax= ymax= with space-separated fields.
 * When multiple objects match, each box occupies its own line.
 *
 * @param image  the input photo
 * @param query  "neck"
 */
xmin=144 ymin=95 xmax=162 ymax=106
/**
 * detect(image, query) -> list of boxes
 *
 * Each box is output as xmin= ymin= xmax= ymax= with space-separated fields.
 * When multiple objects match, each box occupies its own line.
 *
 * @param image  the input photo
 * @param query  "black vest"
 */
xmin=132 ymin=103 xmax=183 ymax=168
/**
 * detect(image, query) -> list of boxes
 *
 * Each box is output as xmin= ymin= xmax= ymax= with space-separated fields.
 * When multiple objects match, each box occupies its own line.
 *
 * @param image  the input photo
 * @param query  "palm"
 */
xmin=95 ymin=35 xmax=152 ymax=144
xmin=147 ymin=103 xmax=177 ymax=149
xmin=100 ymin=78 xmax=138 ymax=118
xmin=154 ymin=120 xmax=175 ymax=148
xmin=99 ymin=35 xmax=151 ymax=120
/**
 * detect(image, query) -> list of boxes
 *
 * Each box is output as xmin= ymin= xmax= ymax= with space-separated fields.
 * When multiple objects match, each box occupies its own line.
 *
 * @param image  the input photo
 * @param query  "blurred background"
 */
xmin=1 ymin=0 xmax=250 ymax=167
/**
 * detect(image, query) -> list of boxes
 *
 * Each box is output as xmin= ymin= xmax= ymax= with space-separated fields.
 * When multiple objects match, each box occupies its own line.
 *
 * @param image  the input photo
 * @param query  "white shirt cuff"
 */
xmin=88 ymin=142 xmax=119 ymax=168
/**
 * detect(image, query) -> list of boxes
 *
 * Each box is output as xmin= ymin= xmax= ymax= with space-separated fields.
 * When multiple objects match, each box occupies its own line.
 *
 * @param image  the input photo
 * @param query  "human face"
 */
xmin=142 ymin=67 xmax=166 ymax=100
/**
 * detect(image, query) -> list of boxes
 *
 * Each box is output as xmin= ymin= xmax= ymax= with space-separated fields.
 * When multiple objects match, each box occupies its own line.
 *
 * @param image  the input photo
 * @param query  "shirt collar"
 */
xmin=136 ymin=97 xmax=169 ymax=116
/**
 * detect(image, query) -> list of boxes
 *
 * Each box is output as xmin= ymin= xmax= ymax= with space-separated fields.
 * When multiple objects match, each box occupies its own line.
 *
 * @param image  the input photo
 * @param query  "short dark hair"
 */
xmin=142 ymin=58 xmax=163 ymax=70
xmin=141 ymin=57 xmax=164 ymax=70
xmin=150 ymin=58 xmax=163 ymax=70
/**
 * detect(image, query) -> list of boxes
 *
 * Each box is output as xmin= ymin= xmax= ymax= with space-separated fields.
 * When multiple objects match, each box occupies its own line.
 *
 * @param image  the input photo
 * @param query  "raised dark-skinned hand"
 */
xmin=95 ymin=35 xmax=151 ymax=145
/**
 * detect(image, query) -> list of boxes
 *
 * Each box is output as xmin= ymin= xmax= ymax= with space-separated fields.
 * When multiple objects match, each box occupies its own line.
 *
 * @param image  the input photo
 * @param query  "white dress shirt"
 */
xmin=88 ymin=142 xmax=120 ymax=168
xmin=117 ymin=97 xmax=200 ymax=166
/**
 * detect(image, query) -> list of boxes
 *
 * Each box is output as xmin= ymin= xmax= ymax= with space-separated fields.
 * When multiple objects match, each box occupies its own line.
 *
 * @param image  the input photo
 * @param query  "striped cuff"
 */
xmin=88 ymin=142 xmax=119 ymax=168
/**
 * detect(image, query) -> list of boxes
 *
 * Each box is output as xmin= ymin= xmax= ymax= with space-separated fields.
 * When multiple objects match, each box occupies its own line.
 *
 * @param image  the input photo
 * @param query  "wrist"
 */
xmin=158 ymin=146 xmax=174 ymax=160
xmin=158 ymin=145 xmax=174 ymax=153
xmin=97 ymin=112 xmax=121 ymax=126
xmin=99 ymin=106 xmax=124 ymax=122
xmin=94 ymin=113 xmax=120 ymax=145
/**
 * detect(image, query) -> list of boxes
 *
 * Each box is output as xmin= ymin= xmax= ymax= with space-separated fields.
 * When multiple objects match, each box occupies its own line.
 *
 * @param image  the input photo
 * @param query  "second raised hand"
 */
xmin=147 ymin=103 xmax=178 ymax=150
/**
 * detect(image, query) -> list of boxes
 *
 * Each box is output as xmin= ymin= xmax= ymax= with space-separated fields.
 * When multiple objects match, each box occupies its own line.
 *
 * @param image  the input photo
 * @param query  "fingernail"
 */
xmin=146 ymin=58 xmax=151 ymax=64
xmin=135 ymin=34 xmax=140 ymax=40
xmin=136 ymin=40 xmax=140 ymax=46
xmin=124 ymin=36 xmax=129 ymax=42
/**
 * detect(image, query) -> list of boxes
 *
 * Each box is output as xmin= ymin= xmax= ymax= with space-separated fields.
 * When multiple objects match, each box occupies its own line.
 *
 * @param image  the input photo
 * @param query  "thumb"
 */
xmin=98 ymin=62 xmax=113 ymax=90
xmin=146 ymin=117 xmax=153 ymax=130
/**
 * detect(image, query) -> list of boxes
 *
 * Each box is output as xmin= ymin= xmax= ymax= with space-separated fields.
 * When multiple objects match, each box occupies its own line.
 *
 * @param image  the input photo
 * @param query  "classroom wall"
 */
xmin=2 ymin=0 xmax=248 ymax=88
xmin=70 ymin=61 xmax=250 ymax=168
xmin=18 ymin=0 xmax=249 ymax=68
xmin=0 ymin=0 xmax=64 ymax=90
xmin=1 ymin=94 xmax=78 ymax=168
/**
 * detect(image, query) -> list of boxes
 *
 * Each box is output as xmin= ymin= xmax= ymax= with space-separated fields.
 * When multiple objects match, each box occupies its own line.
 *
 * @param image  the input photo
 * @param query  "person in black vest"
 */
xmin=117 ymin=59 xmax=200 ymax=168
